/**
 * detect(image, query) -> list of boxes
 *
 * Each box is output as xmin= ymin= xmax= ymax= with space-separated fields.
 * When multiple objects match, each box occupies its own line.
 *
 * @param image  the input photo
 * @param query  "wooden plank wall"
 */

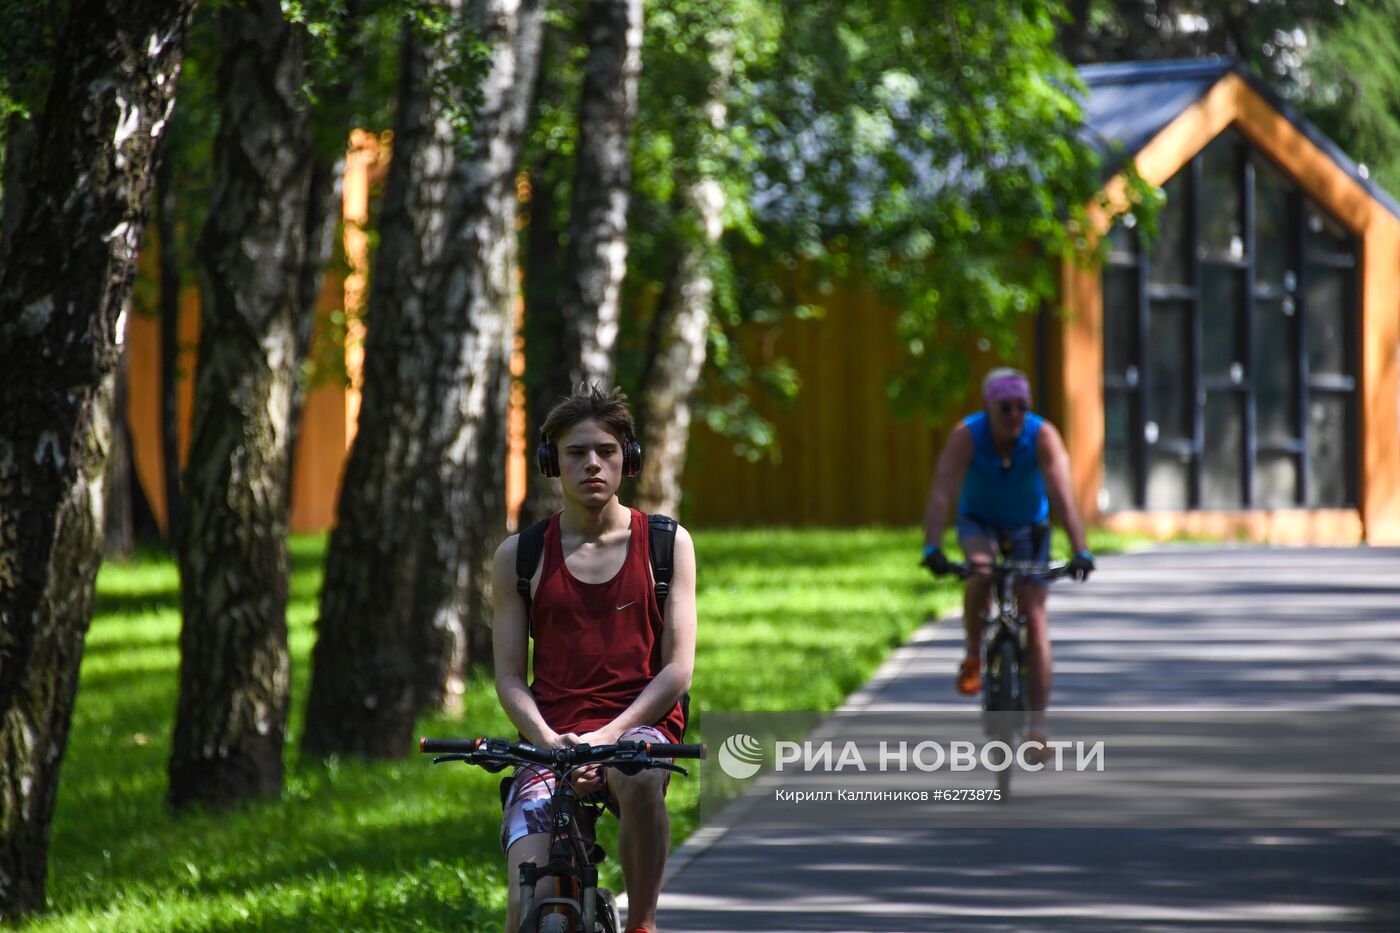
xmin=125 ymin=264 xmax=355 ymax=534
xmin=681 ymin=278 xmax=1039 ymax=527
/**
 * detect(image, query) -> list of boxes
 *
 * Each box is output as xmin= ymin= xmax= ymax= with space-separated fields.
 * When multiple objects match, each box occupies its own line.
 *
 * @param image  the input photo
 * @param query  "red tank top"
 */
xmin=529 ymin=508 xmax=685 ymax=743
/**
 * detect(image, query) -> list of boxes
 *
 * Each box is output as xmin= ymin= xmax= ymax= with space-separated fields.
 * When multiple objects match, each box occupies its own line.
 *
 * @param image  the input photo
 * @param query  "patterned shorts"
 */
xmin=499 ymin=725 xmax=671 ymax=853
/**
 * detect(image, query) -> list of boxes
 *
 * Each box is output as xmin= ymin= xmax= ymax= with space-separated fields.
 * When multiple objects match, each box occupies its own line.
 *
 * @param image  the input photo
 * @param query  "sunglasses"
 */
xmin=998 ymin=401 xmax=1029 ymax=415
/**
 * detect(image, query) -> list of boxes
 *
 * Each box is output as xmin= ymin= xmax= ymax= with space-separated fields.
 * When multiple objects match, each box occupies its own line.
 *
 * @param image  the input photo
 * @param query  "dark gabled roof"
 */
xmin=1077 ymin=58 xmax=1400 ymax=222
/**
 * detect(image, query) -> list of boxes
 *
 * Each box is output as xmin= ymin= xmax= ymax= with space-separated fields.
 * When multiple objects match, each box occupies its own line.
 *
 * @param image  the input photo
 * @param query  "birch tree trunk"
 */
xmin=635 ymin=36 xmax=731 ymax=517
xmin=0 ymin=0 xmax=194 ymax=915
xmin=634 ymin=182 xmax=724 ymax=516
xmin=303 ymin=12 xmax=463 ymax=757
xmin=557 ymin=0 xmax=642 ymax=389
xmin=169 ymin=0 xmax=313 ymax=810
xmin=303 ymin=0 xmax=544 ymax=756
xmin=411 ymin=0 xmax=544 ymax=702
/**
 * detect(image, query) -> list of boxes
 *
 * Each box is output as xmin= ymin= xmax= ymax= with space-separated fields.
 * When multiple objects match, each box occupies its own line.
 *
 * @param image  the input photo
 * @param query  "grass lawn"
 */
xmin=32 ymin=526 xmax=1145 ymax=931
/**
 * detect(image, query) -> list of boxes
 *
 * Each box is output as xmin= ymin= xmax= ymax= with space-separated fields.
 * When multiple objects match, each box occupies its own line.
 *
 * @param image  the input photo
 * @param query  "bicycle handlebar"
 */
xmin=946 ymin=560 xmax=1072 ymax=581
xmin=418 ymin=736 xmax=707 ymax=767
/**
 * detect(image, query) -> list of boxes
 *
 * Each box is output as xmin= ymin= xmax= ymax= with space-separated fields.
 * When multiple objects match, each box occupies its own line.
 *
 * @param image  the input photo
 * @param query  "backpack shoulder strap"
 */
xmin=646 ymin=513 xmax=689 ymax=738
xmin=647 ymin=513 xmax=678 ymax=616
xmin=515 ymin=518 xmax=550 ymax=635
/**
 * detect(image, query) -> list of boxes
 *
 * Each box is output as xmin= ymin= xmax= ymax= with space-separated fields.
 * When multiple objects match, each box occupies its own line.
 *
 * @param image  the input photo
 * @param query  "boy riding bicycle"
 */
xmin=920 ymin=368 xmax=1093 ymax=753
xmin=491 ymin=385 xmax=697 ymax=933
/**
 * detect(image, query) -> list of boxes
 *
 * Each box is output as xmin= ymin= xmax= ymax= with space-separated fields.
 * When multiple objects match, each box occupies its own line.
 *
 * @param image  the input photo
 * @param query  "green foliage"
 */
xmin=618 ymin=0 xmax=1123 ymax=451
xmin=624 ymin=0 xmax=795 ymax=456
xmin=1061 ymin=0 xmax=1348 ymax=77
xmin=286 ymin=0 xmax=403 ymax=158
xmin=1300 ymin=0 xmax=1400 ymax=196
xmin=0 ymin=0 xmax=67 ymax=120
xmin=1060 ymin=0 xmax=1400 ymax=210
xmin=730 ymin=0 xmax=1113 ymax=419
xmin=394 ymin=0 xmax=491 ymax=144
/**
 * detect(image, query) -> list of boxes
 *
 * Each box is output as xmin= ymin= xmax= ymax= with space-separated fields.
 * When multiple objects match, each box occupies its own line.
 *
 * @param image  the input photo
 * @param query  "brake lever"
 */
xmin=432 ymin=754 xmax=471 ymax=765
xmin=648 ymin=761 xmax=689 ymax=777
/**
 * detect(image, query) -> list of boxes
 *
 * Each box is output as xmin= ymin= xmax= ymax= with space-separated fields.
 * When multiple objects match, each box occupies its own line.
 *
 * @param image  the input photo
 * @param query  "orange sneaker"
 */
xmin=1024 ymin=728 xmax=1054 ymax=765
xmin=955 ymin=657 xmax=981 ymax=695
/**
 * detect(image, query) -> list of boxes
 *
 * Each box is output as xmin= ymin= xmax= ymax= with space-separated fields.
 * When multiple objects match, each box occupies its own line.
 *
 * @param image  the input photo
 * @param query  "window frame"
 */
xmin=1100 ymin=127 xmax=1359 ymax=512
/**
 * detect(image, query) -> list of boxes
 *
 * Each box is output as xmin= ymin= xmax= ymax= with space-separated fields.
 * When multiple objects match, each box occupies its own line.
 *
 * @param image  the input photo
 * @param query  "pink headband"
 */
xmin=984 ymin=374 xmax=1031 ymax=405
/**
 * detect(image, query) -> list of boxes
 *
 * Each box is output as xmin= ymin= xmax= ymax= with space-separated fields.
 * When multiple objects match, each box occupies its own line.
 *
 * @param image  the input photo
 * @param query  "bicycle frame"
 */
xmin=419 ymin=737 xmax=704 ymax=933
xmin=950 ymin=558 xmax=1069 ymax=796
xmin=515 ymin=773 xmax=606 ymax=932
xmin=980 ymin=564 xmax=1033 ymax=737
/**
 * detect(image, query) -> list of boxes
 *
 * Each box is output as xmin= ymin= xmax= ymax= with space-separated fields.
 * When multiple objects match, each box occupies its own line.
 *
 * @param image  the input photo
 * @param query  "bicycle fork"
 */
xmin=517 ymin=859 xmax=599 ymax=932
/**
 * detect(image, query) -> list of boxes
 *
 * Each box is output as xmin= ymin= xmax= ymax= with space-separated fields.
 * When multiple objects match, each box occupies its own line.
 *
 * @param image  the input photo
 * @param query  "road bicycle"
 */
xmin=947 ymin=556 xmax=1071 ymax=798
xmin=420 ymin=736 xmax=705 ymax=933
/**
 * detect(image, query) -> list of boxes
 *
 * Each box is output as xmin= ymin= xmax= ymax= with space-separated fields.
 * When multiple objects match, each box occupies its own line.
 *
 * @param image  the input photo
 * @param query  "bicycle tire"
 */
xmin=595 ymin=889 xmax=619 ymax=933
xmin=987 ymin=636 xmax=1019 ymax=801
xmin=985 ymin=634 xmax=1019 ymax=714
xmin=538 ymin=913 xmax=571 ymax=933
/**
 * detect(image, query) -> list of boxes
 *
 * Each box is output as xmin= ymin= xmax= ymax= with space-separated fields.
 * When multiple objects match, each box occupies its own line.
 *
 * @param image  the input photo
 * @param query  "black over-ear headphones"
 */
xmin=537 ymin=431 xmax=642 ymax=478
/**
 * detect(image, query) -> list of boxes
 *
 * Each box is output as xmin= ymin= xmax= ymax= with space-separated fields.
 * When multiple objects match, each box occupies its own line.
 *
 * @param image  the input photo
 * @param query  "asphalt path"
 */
xmin=651 ymin=546 xmax=1400 ymax=932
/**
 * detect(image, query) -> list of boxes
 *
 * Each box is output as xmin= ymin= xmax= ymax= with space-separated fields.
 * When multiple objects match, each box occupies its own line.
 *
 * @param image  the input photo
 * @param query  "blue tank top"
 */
xmin=957 ymin=411 xmax=1049 ymax=527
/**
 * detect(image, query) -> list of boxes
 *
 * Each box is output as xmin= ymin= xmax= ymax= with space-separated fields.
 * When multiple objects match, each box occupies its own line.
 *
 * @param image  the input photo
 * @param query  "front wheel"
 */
xmin=595 ymin=889 xmax=619 ymax=933
xmin=538 ymin=913 xmax=571 ymax=933
xmin=986 ymin=636 xmax=1020 ymax=801
xmin=984 ymin=634 xmax=1020 ymax=713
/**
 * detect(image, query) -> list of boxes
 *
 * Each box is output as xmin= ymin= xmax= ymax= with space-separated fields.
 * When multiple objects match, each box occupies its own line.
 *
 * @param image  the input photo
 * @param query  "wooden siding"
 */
xmin=125 ymin=262 xmax=358 ymax=534
xmin=681 ymin=277 xmax=1038 ymax=527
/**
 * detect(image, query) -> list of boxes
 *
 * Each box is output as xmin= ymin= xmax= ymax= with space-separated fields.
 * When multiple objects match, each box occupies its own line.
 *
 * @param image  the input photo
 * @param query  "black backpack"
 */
xmin=514 ymin=513 xmax=689 ymax=736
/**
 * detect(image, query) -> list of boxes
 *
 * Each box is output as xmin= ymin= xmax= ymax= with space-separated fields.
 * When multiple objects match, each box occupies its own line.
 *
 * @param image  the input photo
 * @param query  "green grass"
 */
xmin=31 ymin=525 xmax=1148 ymax=931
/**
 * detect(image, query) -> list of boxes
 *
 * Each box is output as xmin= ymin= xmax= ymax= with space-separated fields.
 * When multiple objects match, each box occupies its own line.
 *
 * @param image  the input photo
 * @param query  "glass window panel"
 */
xmin=1103 ymin=390 xmax=1136 ymax=511
xmin=1147 ymin=301 xmax=1190 ymax=441
xmin=1201 ymin=265 xmax=1240 ymax=381
xmin=1254 ymin=158 xmax=1293 ymax=291
xmin=1307 ymin=393 xmax=1352 ymax=506
xmin=1149 ymin=173 xmax=1190 ymax=286
xmin=1306 ymin=204 xmax=1352 ymax=256
xmin=1305 ymin=266 xmax=1352 ymax=377
xmin=1252 ymin=297 xmax=1298 ymax=444
xmin=1202 ymin=392 xmax=1243 ymax=508
xmin=1103 ymin=267 xmax=1138 ymax=383
xmin=1146 ymin=451 xmax=1191 ymax=510
xmin=1255 ymin=452 xmax=1299 ymax=508
xmin=1200 ymin=135 xmax=1243 ymax=262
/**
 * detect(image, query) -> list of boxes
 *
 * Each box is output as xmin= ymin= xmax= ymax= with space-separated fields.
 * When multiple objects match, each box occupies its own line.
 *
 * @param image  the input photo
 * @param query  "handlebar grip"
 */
xmin=646 ymin=742 xmax=707 ymax=759
xmin=419 ymin=737 xmax=482 ymax=754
